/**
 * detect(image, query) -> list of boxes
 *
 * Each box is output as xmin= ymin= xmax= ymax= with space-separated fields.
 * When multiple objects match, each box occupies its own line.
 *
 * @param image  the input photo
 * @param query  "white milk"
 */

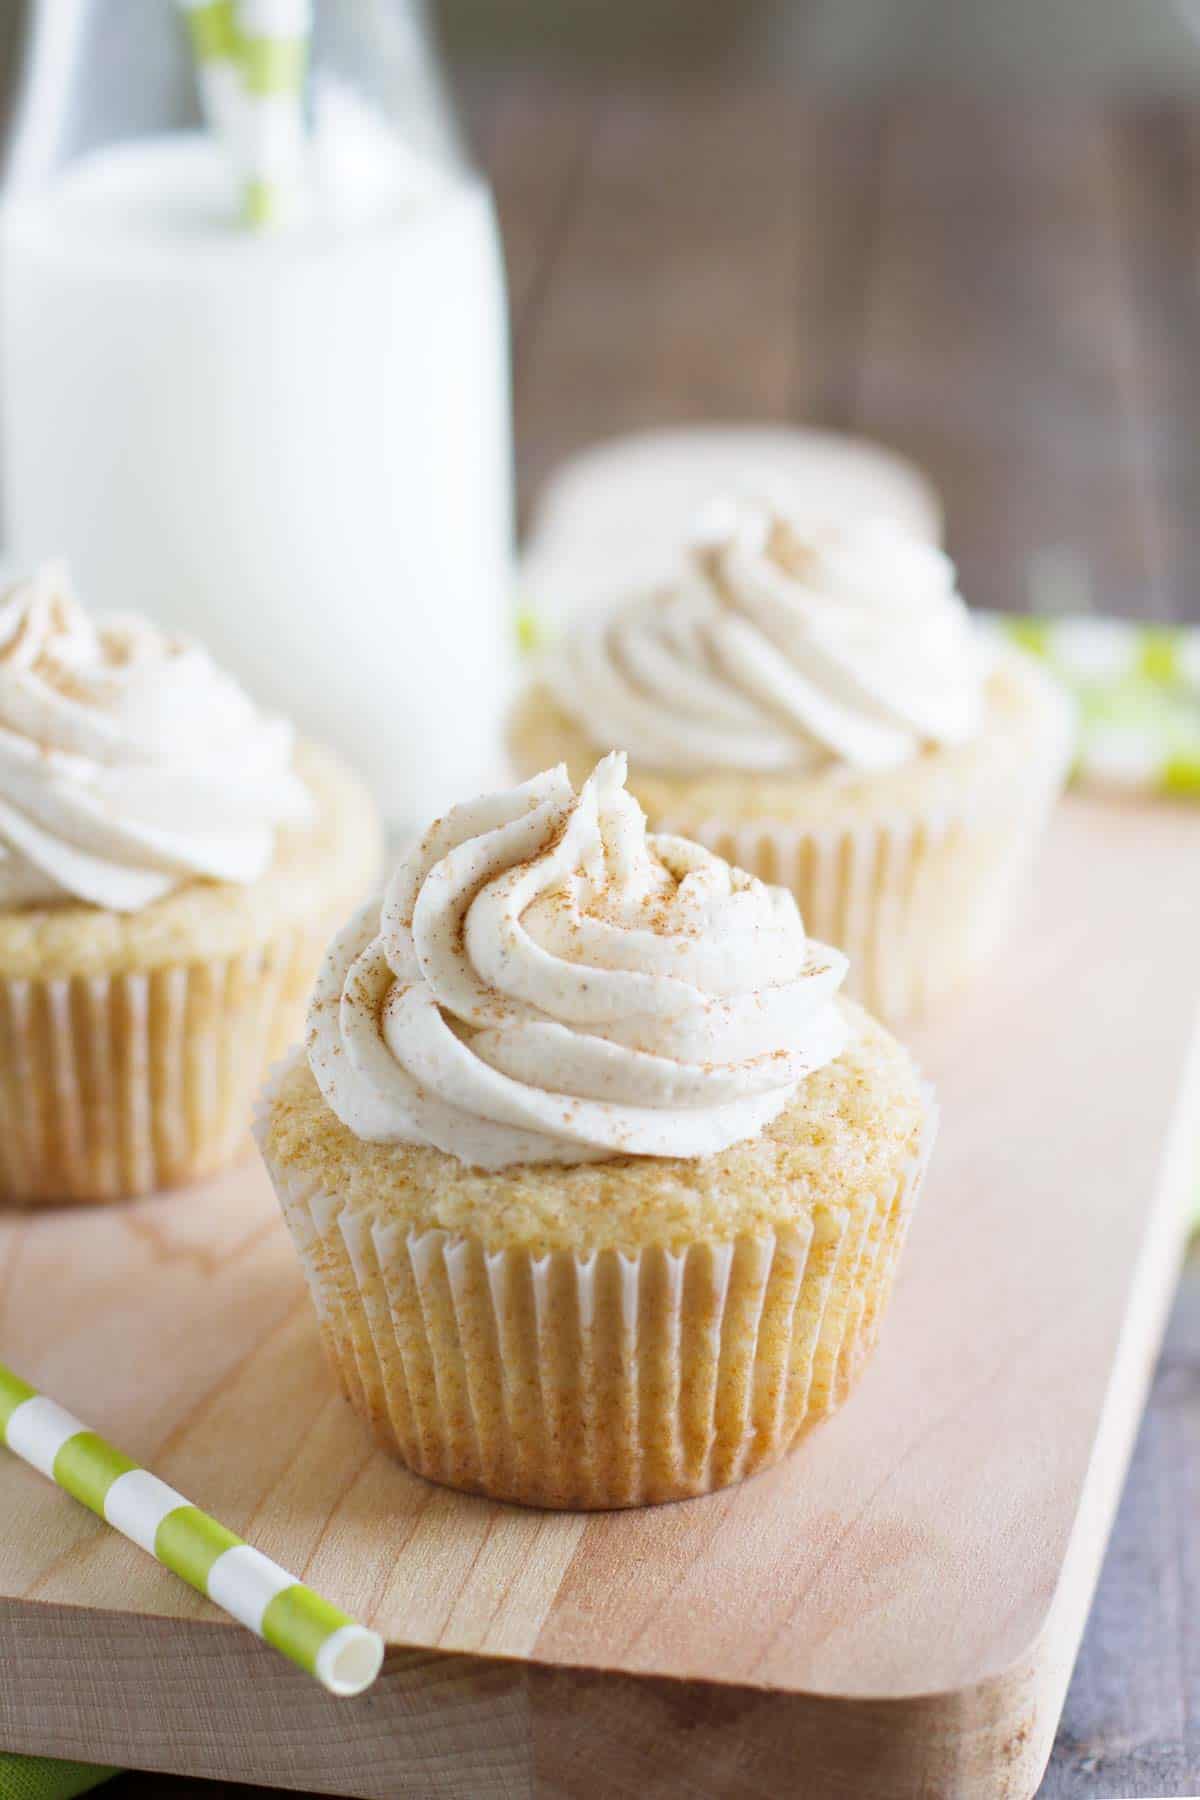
xmin=0 ymin=133 xmax=513 ymax=828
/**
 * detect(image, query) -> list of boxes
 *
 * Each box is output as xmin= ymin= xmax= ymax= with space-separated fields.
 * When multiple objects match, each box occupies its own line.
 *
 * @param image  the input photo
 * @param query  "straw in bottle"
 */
xmin=233 ymin=0 xmax=313 ymax=226
xmin=175 ymin=0 xmax=243 ymax=159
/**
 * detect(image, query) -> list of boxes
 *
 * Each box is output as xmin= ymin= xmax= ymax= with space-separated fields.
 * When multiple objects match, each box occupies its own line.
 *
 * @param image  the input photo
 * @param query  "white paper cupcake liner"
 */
xmin=256 ymin=1073 xmax=937 ymax=1510
xmin=0 ymin=924 xmax=323 ymax=1206
xmin=663 ymin=755 xmax=1066 ymax=1023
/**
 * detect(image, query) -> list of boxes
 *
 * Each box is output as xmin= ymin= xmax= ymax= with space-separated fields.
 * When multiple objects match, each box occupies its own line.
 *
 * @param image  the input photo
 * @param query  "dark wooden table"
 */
xmin=106 ymin=76 xmax=1199 ymax=1800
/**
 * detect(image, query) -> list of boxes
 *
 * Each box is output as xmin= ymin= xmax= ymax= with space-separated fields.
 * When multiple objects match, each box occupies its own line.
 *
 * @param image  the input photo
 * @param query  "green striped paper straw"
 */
xmin=234 ymin=0 xmax=312 ymax=228
xmin=0 ymin=1752 xmax=116 ymax=1800
xmin=0 ymin=1363 xmax=383 ymax=1697
xmin=175 ymin=0 xmax=242 ymax=156
xmin=981 ymin=613 xmax=1200 ymax=798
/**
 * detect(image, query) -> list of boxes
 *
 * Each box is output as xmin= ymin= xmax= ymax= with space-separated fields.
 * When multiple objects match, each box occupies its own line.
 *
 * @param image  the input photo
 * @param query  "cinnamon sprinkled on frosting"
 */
xmin=308 ymin=754 xmax=848 ymax=1170
xmin=0 ymin=564 xmax=309 ymax=911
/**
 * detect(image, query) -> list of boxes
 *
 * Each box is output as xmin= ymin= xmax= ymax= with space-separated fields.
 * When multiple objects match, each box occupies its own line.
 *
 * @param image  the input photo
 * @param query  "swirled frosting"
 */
xmin=0 ymin=565 xmax=311 ymax=911
xmin=308 ymin=752 xmax=848 ymax=1169
xmin=547 ymin=501 xmax=983 ymax=775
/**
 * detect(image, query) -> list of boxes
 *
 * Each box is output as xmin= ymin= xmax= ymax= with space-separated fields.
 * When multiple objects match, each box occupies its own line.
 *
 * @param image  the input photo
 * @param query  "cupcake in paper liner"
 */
xmin=0 ymin=564 xmax=381 ymax=1206
xmin=509 ymin=498 xmax=1074 ymax=1023
xmin=255 ymin=753 xmax=935 ymax=1510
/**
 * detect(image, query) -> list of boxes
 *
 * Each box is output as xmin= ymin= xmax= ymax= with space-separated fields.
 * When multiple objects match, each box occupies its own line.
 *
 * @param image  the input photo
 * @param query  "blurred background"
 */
xmin=1 ymin=0 xmax=1196 ymax=626
xmin=439 ymin=0 xmax=1200 ymax=85
xmin=0 ymin=4 xmax=1195 ymax=1797
xmin=425 ymin=0 xmax=1200 ymax=635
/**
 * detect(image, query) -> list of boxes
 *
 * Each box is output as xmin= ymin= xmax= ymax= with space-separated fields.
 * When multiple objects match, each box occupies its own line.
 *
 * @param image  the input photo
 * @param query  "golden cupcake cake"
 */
xmin=0 ymin=565 xmax=381 ymax=1206
xmin=256 ymin=753 xmax=934 ymax=1510
xmin=510 ymin=499 xmax=1074 ymax=1022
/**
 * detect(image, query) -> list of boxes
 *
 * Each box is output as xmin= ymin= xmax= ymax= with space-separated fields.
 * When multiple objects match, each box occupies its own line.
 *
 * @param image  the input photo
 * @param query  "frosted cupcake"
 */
xmin=0 ymin=566 xmax=380 ymax=1206
xmin=510 ymin=500 xmax=1074 ymax=1022
xmin=256 ymin=753 xmax=934 ymax=1509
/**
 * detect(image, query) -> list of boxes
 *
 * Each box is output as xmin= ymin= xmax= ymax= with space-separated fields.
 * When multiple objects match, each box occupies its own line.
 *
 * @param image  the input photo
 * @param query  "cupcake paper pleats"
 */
xmin=255 ymin=1059 xmax=936 ymax=1510
xmin=655 ymin=730 xmax=1068 ymax=1025
xmin=0 ymin=742 xmax=381 ymax=1207
xmin=509 ymin=647 xmax=1074 ymax=1026
xmin=0 ymin=925 xmax=324 ymax=1205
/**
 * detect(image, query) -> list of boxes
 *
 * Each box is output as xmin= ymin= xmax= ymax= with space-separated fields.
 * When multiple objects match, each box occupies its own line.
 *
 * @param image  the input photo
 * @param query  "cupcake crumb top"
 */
xmin=265 ymin=999 xmax=927 ymax=1257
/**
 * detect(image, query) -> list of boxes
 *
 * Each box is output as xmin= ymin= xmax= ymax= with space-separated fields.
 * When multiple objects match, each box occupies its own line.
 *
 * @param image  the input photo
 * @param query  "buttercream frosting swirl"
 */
xmin=548 ymin=500 xmax=982 ymax=775
xmin=0 ymin=565 xmax=310 ymax=911
xmin=308 ymin=753 xmax=847 ymax=1169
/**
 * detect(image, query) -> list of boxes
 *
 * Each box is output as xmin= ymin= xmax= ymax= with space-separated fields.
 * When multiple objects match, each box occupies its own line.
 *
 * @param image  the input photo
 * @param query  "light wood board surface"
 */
xmin=38 ymin=71 xmax=1196 ymax=1800
xmin=0 ymin=794 xmax=1196 ymax=1799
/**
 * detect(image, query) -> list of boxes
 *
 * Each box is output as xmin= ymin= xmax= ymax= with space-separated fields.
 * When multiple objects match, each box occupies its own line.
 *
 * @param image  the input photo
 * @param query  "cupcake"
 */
xmin=255 ymin=753 xmax=935 ymax=1509
xmin=510 ymin=500 xmax=1074 ymax=1023
xmin=0 ymin=565 xmax=381 ymax=1206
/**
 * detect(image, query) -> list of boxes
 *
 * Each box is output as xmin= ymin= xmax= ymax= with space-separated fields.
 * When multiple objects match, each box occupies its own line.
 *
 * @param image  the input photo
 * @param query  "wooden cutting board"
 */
xmin=0 ymin=796 xmax=1196 ymax=1800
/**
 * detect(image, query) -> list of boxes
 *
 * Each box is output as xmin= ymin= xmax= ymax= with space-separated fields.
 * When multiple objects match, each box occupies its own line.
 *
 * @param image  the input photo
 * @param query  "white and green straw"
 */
xmin=0 ymin=1362 xmax=383 ymax=1697
xmin=234 ymin=0 xmax=312 ymax=228
xmin=516 ymin=599 xmax=1200 ymax=801
xmin=982 ymin=613 xmax=1200 ymax=798
xmin=177 ymin=0 xmax=311 ymax=229
xmin=175 ymin=1 xmax=242 ymax=152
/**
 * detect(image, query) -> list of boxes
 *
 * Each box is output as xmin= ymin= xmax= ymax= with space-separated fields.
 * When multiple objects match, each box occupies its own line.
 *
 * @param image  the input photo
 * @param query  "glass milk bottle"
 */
xmin=0 ymin=0 xmax=514 ymax=830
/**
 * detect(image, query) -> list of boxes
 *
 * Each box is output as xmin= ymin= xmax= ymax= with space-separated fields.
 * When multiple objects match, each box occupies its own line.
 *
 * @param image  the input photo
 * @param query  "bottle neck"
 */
xmin=4 ymin=0 xmax=468 ymax=200
xmin=5 ymin=0 xmax=201 ymax=194
xmin=311 ymin=0 xmax=465 ymax=172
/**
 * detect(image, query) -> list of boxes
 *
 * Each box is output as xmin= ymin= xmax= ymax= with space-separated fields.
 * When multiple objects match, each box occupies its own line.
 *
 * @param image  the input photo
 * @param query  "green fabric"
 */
xmin=0 ymin=1754 xmax=116 ymax=1800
